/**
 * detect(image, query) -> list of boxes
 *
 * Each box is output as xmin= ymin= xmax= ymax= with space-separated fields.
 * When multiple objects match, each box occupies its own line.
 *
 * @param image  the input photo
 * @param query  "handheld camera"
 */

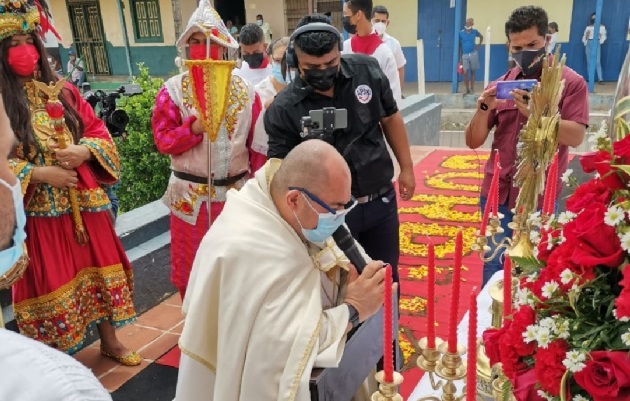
xmin=300 ymin=107 xmax=348 ymax=142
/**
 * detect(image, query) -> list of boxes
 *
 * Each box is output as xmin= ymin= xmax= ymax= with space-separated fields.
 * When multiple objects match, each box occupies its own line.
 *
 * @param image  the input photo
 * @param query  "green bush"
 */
xmin=114 ymin=64 xmax=170 ymax=212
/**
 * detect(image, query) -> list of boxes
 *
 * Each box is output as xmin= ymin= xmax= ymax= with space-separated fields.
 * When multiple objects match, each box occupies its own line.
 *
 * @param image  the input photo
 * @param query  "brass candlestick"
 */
xmin=415 ymin=338 xmax=467 ymax=401
xmin=417 ymin=337 xmax=446 ymax=390
xmin=371 ymin=370 xmax=404 ymax=401
xmin=491 ymin=365 xmax=516 ymax=401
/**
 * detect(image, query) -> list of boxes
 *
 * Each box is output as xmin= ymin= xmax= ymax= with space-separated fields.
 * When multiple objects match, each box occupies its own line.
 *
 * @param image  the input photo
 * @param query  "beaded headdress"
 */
xmin=176 ymin=0 xmax=237 ymax=49
xmin=0 ymin=0 xmax=60 ymax=42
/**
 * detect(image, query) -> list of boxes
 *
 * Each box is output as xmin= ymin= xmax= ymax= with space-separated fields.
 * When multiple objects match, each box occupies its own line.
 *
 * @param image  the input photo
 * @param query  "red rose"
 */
xmin=580 ymin=151 xmax=625 ymax=189
xmin=615 ymin=265 xmax=630 ymax=320
xmin=563 ymin=203 xmax=624 ymax=269
xmin=534 ymin=339 xmax=569 ymax=396
xmin=546 ymin=243 xmax=596 ymax=287
xmin=499 ymin=330 xmax=528 ymax=380
xmin=614 ymin=135 xmax=630 ymax=164
xmin=512 ymin=369 xmax=546 ymax=401
xmin=537 ymin=227 xmax=562 ymax=263
xmin=574 ymin=351 xmax=630 ymax=401
xmin=566 ymin=178 xmax=613 ymax=213
xmin=482 ymin=323 xmax=510 ymax=367
xmin=510 ymin=306 xmax=537 ymax=357
xmin=580 ymin=151 xmax=608 ymax=173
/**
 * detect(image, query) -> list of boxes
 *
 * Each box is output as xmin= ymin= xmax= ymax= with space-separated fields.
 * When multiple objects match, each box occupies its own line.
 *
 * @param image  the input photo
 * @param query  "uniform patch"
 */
xmin=355 ymin=85 xmax=372 ymax=104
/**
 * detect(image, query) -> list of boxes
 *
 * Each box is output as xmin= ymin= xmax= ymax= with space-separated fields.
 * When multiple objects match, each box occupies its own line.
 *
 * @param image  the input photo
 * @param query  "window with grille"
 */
xmin=131 ymin=0 xmax=163 ymax=43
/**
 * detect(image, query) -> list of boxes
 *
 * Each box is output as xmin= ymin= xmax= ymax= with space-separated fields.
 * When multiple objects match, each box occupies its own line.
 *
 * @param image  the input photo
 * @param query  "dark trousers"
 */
xmin=345 ymin=187 xmax=401 ymax=370
xmin=345 ymin=187 xmax=400 ymax=283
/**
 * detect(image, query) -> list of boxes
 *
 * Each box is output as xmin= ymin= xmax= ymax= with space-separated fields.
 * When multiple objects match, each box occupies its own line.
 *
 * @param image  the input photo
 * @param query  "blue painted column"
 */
xmin=451 ymin=0 xmax=463 ymax=93
xmin=588 ymin=0 xmax=605 ymax=93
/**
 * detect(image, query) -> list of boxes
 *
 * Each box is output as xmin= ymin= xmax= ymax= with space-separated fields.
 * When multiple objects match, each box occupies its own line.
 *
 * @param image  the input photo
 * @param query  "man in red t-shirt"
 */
xmin=465 ymin=5 xmax=589 ymax=286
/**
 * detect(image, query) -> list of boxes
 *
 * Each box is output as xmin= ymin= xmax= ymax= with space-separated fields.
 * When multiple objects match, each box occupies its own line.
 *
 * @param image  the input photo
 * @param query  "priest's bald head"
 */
xmin=270 ymin=139 xmax=352 ymax=242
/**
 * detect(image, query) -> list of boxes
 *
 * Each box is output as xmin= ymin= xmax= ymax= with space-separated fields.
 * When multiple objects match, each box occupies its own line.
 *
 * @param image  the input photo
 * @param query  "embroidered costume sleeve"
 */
xmin=152 ymin=87 xmax=203 ymax=156
xmin=64 ymin=84 xmax=120 ymax=184
xmin=9 ymin=158 xmax=34 ymax=195
xmin=247 ymin=92 xmax=266 ymax=174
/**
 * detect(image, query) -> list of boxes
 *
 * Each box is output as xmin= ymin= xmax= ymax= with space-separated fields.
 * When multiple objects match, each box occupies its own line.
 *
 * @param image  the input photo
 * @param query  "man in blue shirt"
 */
xmin=459 ymin=17 xmax=483 ymax=94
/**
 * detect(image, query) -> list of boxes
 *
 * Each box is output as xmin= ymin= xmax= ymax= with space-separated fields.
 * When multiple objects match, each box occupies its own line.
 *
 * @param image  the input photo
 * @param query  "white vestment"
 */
xmin=342 ymin=37 xmax=402 ymax=105
xmin=175 ymin=159 xmax=370 ymax=401
xmin=234 ymin=61 xmax=273 ymax=86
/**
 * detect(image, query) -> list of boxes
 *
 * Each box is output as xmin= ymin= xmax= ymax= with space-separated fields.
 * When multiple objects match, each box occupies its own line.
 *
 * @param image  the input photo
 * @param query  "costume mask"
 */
xmin=512 ymin=47 xmax=546 ymax=77
xmin=0 ymin=177 xmax=27 ymax=273
xmin=189 ymin=43 xmax=222 ymax=60
xmin=7 ymin=44 xmax=39 ymax=77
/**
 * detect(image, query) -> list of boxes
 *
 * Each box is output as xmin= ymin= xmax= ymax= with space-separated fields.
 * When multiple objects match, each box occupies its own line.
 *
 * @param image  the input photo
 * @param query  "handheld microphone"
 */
xmin=332 ymin=225 xmax=367 ymax=274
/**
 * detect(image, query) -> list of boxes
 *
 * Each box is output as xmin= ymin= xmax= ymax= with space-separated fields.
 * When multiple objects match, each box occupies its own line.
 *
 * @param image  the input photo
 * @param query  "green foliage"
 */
xmin=114 ymin=64 xmax=170 ymax=212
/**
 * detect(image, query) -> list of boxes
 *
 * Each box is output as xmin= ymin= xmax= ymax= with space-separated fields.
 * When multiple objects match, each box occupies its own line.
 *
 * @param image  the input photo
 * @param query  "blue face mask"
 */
xmin=272 ymin=62 xmax=286 ymax=84
xmin=294 ymin=193 xmax=353 ymax=244
xmin=0 ymin=177 xmax=27 ymax=276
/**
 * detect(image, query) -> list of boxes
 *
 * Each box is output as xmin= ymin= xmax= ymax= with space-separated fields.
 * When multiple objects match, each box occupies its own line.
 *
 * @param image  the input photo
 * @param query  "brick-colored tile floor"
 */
xmin=74 ymin=294 xmax=184 ymax=392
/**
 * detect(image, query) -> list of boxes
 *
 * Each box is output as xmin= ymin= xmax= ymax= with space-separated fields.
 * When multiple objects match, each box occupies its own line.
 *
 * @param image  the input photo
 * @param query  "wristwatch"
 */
xmin=346 ymin=303 xmax=360 ymax=329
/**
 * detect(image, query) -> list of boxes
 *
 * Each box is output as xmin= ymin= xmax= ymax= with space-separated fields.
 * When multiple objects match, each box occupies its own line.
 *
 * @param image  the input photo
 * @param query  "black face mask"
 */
xmin=243 ymin=52 xmax=265 ymax=68
xmin=342 ymin=16 xmax=357 ymax=35
xmin=512 ymin=47 xmax=546 ymax=77
xmin=302 ymin=65 xmax=339 ymax=91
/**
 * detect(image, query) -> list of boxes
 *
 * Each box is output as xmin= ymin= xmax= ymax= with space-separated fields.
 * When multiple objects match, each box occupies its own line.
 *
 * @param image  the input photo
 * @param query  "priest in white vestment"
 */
xmin=175 ymin=139 xmax=386 ymax=401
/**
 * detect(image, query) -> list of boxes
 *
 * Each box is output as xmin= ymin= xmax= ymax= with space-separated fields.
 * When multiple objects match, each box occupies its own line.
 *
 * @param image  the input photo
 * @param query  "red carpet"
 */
xmin=396 ymin=149 xmax=487 ymax=398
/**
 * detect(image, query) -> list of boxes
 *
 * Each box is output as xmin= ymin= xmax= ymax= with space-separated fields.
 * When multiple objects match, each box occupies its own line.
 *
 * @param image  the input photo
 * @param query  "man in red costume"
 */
xmin=152 ymin=0 xmax=265 ymax=299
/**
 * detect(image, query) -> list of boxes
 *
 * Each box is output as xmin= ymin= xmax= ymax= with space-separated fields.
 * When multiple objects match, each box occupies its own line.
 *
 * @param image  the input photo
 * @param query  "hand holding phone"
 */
xmin=495 ymin=79 xmax=538 ymax=100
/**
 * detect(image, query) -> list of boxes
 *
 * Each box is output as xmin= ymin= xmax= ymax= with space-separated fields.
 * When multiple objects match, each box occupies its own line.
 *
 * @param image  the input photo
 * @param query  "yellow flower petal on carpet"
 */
xmin=425 ymin=172 xmax=483 ymax=192
xmin=399 ymin=194 xmax=481 ymax=223
xmin=399 ymin=223 xmax=477 ymax=258
xmin=399 ymin=296 xmax=428 ymax=314
xmin=441 ymin=154 xmax=489 ymax=170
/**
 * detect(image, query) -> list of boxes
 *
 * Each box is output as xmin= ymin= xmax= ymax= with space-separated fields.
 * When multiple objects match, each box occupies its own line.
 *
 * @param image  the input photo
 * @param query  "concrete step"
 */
xmin=441 ymin=108 xmax=610 ymax=132
xmin=439 ymin=130 xmax=591 ymax=154
xmin=435 ymin=91 xmax=614 ymax=112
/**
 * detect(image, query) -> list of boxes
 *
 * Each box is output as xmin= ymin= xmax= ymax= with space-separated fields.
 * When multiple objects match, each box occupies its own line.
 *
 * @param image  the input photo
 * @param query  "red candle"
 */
xmin=383 ymin=263 xmax=394 ymax=382
xmin=427 ymin=243 xmax=436 ymax=348
xmin=491 ymin=151 xmax=500 ymax=217
xmin=480 ymin=152 xmax=500 ymax=235
xmin=466 ymin=286 xmax=478 ymax=401
xmin=448 ymin=231 xmax=463 ymax=353
xmin=503 ymin=257 xmax=512 ymax=320
xmin=543 ymin=153 xmax=559 ymax=215
xmin=547 ymin=153 xmax=559 ymax=215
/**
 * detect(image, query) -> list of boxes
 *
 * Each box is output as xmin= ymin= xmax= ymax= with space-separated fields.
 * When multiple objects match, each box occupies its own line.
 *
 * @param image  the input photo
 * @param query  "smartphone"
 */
xmin=309 ymin=108 xmax=348 ymax=131
xmin=495 ymin=79 xmax=538 ymax=100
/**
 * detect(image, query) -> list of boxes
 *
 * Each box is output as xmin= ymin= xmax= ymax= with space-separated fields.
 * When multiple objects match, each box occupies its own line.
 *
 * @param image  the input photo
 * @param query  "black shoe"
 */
xmin=598 ymin=81 xmax=604 ymax=85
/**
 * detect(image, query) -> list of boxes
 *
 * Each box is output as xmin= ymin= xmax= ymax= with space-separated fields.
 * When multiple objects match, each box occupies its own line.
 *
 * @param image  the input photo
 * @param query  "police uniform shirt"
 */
xmin=264 ymin=54 xmax=398 ymax=198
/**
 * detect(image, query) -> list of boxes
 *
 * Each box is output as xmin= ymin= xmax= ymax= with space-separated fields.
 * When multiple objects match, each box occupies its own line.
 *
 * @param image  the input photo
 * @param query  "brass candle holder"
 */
xmin=413 ymin=336 xmax=468 ymax=401
xmin=371 ymin=370 xmax=404 ymax=401
xmin=417 ymin=337 xmax=445 ymax=390
xmin=490 ymin=364 xmax=516 ymax=401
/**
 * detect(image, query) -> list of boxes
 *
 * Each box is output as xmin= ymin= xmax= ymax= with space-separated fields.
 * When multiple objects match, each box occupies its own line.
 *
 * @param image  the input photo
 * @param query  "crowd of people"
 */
xmin=0 ymin=0 xmax=591 ymax=400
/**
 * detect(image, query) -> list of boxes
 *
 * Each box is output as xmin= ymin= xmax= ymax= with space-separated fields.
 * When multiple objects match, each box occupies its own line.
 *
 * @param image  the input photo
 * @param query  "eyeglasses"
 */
xmin=289 ymin=186 xmax=357 ymax=217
